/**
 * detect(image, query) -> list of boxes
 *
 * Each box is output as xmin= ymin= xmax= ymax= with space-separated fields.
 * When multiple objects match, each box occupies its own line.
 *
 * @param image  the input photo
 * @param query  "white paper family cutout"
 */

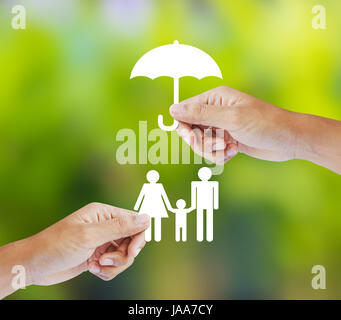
xmin=130 ymin=40 xmax=222 ymax=131
xmin=134 ymin=168 xmax=219 ymax=242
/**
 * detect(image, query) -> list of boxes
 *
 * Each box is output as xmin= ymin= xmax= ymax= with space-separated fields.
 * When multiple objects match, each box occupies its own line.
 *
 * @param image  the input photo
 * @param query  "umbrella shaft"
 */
xmin=174 ymin=78 xmax=179 ymax=104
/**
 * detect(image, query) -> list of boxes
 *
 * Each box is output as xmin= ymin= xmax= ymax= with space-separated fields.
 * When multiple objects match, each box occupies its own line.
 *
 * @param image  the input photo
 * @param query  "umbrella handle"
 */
xmin=158 ymin=77 xmax=180 ymax=131
xmin=158 ymin=115 xmax=179 ymax=131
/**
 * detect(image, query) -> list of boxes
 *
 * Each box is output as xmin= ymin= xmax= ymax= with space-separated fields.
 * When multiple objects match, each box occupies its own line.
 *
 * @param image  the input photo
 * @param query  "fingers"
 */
xmin=179 ymin=85 xmax=242 ymax=106
xmin=88 ymin=258 xmax=134 ymax=281
xmin=99 ymin=238 xmax=131 ymax=267
xmin=177 ymin=122 xmax=238 ymax=164
xmin=98 ymin=232 xmax=147 ymax=267
xmin=82 ymin=203 xmax=150 ymax=247
xmin=170 ymin=87 xmax=243 ymax=130
xmin=170 ymin=103 xmax=228 ymax=129
xmin=224 ymin=143 xmax=239 ymax=162
xmin=88 ymin=237 xmax=137 ymax=280
xmin=177 ymin=122 xmax=226 ymax=152
xmin=101 ymin=211 xmax=150 ymax=241
xmin=127 ymin=232 xmax=146 ymax=258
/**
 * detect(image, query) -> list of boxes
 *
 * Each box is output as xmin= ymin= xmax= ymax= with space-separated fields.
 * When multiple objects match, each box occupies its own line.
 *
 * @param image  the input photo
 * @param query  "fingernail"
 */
xmin=89 ymin=264 xmax=100 ymax=274
xmin=212 ymin=142 xmax=225 ymax=151
xmin=134 ymin=248 xmax=141 ymax=258
xmin=136 ymin=214 xmax=150 ymax=225
xmin=170 ymin=104 xmax=182 ymax=115
xmin=101 ymin=259 xmax=113 ymax=266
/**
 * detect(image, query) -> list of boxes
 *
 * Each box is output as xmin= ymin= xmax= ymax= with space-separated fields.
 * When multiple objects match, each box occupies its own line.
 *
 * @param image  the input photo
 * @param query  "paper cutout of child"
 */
xmin=170 ymin=199 xmax=195 ymax=242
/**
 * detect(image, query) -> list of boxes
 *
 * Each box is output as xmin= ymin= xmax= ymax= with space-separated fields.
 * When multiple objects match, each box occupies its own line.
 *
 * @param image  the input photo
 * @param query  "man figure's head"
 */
xmin=198 ymin=167 xmax=212 ymax=181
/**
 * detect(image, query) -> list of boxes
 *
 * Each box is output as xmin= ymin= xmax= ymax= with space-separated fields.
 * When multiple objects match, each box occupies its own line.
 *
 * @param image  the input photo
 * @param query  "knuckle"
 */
xmin=101 ymin=272 xmax=117 ymax=281
xmin=182 ymin=103 xmax=202 ymax=121
xmin=197 ymin=104 xmax=207 ymax=119
xmin=102 ymin=276 xmax=114 ymax=282
xmin=115 ymin=216 xmax=128 ymax=230
xmin=221 ymin=85 xmax=232 ymax=95
xmin=217 ymin=85 xmax=228 ymax=91
xmin=85 ymin=202 xmax=102 ymax=211
xmin=181 ymin=103 xmax=191 ymax=117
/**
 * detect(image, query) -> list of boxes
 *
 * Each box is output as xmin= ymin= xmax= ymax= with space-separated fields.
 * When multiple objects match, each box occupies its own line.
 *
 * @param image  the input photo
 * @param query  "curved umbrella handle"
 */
xmin=158 ymin=114 xmax=179 ymax=131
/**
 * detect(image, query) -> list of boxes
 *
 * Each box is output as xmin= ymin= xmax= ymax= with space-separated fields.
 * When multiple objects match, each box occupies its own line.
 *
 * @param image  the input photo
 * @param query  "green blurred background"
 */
xmin=1 ymin=0 xmax=341 ymax=299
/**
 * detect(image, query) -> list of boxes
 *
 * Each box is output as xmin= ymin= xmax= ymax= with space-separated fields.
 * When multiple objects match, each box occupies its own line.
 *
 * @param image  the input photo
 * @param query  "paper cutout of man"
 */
xmin=191 ymin=167 xmax=219 ymax=242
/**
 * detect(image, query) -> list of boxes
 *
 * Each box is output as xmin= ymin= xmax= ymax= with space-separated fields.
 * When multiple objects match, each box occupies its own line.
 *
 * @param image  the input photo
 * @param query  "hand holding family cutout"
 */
xmin=134 ymin=167 xmax=219 ymax=242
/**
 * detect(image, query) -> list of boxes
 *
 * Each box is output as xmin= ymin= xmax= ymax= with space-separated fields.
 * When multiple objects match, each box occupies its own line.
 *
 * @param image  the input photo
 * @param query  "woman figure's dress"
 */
xmin=134 ymin=182 xmax=171 ymax=242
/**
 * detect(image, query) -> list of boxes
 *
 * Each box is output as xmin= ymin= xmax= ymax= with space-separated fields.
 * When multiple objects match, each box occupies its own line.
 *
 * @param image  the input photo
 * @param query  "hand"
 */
xmin=29 ymin=203 xmax=150 ymax=284
xmin=0 ymin=202 xmax=150 ymax=298
xmin=170 ymin=86 xmax=299 ymax=164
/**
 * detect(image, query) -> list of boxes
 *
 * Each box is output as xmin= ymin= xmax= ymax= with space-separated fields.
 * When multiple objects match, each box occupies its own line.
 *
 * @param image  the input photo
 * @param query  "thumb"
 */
xmin=170 ymin=103 xmax=237 ymax=130
xmin=88 ymin=212 xmax=150 ymax=247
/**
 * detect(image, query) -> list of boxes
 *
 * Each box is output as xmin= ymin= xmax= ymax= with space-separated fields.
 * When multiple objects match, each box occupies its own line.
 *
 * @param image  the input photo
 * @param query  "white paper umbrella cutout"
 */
xmin=130 ymin=40 xmax=223 ymax=131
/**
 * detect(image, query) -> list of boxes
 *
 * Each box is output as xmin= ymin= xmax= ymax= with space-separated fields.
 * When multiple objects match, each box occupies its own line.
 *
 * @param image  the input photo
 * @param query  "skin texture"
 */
xmin=0 ymin=203 xmax=150 ymax=299
xmin=170 ymin=86 xmax=341 ymax=174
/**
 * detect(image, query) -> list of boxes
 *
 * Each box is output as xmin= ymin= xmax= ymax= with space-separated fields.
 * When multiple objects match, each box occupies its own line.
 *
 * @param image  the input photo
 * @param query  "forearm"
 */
xmin=293 ymin=112 xmax=341 ymax=174
xmin=0 ymin=237 xmax=34 ymax=299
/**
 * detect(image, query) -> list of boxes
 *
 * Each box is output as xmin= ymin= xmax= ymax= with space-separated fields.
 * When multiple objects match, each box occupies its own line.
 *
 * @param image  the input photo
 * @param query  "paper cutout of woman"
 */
xmin=134 ymin=170 xmax=172 ymax=242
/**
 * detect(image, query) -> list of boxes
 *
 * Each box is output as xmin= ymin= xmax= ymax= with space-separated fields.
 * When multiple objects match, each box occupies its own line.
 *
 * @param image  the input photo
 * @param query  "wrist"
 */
xmin=290 ymin=112 xmax=312 ymax=161
xmin=290 ymin=112 xmax=328 ymax=163
xmin=291 ymin=112 xmax=341 ymax=173
xmin=9 ymin=236 xmax=42 ymax=288
xmin=269 ymin=106 xmax=303 ymax=160
xmin=0 ymin=236 xmax=37 ymax=299
xmin=273 ymin=108 xmax=323 ymax=163
xmin=11 ymin=237 xmax=37 ymax=287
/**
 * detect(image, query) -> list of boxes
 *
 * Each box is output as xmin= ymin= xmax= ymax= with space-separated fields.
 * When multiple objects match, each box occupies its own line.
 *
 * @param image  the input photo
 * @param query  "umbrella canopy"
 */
xmin=130 ymin=40 xmax=223 ymax=131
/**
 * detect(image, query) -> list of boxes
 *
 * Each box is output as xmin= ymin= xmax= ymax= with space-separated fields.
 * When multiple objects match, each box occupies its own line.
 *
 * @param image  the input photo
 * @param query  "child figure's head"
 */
xmin=176 ymin=199 xmax=186 ymax=209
